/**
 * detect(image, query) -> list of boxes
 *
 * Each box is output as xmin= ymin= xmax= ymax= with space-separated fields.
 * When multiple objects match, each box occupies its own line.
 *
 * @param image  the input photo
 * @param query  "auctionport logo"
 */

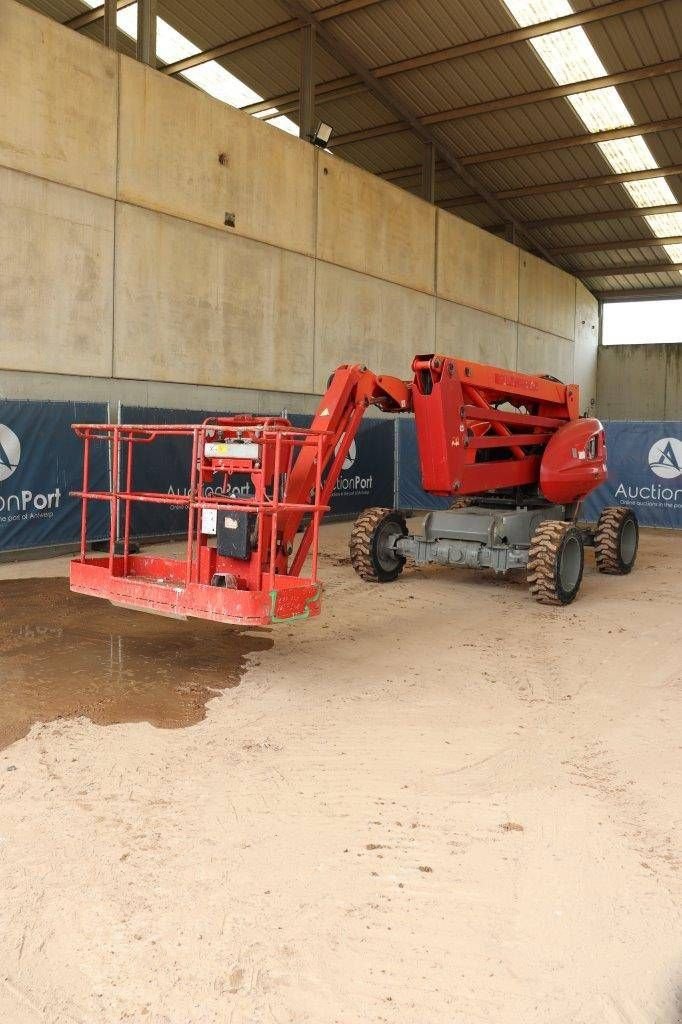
xmin=333 ymin=436 xmax=372 ymax=494
xmin=613 ymin=434 xmax=682 ymax=509
xmin=342 ymin=439 xmax=357 ymax=472
xmin=333 ymin=436 xmax=358 ymax=471
xmin=0 ymin=424 xmax=21 ymax=483
xmin=0 ymin=422 xmax=61 ymax=521
xmin=647 ymin=437 xmax=682 ymax=480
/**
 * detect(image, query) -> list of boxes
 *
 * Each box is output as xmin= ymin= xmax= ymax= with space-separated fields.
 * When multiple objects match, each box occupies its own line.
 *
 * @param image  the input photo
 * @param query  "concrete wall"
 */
xmin=0 ymin=0 xmax=598 ymax=418
xmin=597 ymin=344 xmax=682 ymax=420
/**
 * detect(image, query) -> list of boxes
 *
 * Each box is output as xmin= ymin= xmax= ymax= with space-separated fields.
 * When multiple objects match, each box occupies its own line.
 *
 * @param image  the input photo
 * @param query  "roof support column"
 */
xmin=421 ymin=142 xmax=436 ymax=203
xmin=299 ymin=23 xmax=316 ymax=142
xmin=137 ymin=0 xmax=157 ymax=67
xmin=102 ymin=0 xmax=117 ymax=49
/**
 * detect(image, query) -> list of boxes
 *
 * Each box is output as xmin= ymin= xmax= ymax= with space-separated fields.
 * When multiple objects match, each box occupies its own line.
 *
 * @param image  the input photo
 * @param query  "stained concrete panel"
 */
xmin=313 ymin=262 xmax=435 ymax=392
xmin=597 ymin=345 xmax=668 ymax=420
xmin=317 ymin=156 xmax=436 ymax=294
xmin=0 ymin=0 xmax=117 ymax=197
xmin=0 ymin=167 xmax=114 ymax=377
xmin=664 ymin=345 xmax=682 ymax=419
xmin=573 ymin=283 xmax=599 ymax=415
xmin=114 ymin=204 xmax=315 ymax=393
xmin=516 ymin=326 xmax=574 ymax=383
xmin=436 ymin=299 xmax=517 ymax=369
xmin=436 ymin=212 xmax=519 ymax=321
xmin=518 ymin=253 xmax=576 ymax=341
xmin=117 ymin=59 xmax=316 ymax=256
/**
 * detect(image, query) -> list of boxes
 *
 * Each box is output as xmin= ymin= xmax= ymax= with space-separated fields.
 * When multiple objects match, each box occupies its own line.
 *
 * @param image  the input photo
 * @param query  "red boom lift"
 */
xmin=70 ymin=355 xmax=638 ymax=625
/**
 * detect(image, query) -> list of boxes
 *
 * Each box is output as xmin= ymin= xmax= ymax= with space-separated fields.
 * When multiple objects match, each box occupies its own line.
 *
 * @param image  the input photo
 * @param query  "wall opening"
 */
xmin=602 ymin=299 xmax=682 ymax=346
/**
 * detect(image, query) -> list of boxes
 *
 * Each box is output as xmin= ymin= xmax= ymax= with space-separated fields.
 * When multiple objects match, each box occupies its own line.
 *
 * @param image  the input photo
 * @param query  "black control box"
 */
xmin=216 ymin=510 xmax=255 ymax=560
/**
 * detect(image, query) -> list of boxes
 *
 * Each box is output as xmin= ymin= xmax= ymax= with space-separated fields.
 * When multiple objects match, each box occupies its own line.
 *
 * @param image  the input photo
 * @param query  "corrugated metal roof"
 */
xmin=17 ymin=0 xmax=81 ymax=20
xmin=19 ymin=0 xmax=682 ymax=295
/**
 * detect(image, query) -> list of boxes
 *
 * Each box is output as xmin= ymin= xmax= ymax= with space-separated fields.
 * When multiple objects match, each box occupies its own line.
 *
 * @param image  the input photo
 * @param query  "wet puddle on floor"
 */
xmin=0 ymin=578 xmax=273 ymax=751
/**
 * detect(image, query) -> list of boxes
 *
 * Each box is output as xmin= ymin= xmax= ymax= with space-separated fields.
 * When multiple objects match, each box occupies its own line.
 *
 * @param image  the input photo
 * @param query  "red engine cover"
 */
xmin=539 ymin=418 xmax=607 ymax=504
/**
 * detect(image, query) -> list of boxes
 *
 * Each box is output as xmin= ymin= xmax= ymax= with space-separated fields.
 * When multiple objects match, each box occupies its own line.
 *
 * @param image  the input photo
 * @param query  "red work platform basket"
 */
xmin=70 ymin=417 xmax=333 ymax=627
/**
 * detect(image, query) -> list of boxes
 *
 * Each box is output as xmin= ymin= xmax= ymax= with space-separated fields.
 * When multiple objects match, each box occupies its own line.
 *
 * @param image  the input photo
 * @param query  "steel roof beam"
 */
xmin=596 ymin=286 xmax=682 ymax=299
xmin=379 ymin=115 xmax=682 ymax=182
xmin=329 ymin=121 xmax=410 ymax=146
xmin=378 ymin=115 xmax=682 ymax=184
xmin=460 ymin=116 xmax=682 ymax=166
xmin=331 ymin=58 xmax=682 ymax=146
xmin=240 ymin=0 xmax=662 ymax=117
xmin=157 ymin=0 xmax=385 ymax=78
xmin=245 ymin=78 xmax=363 ymax=116
xmin=66 ymin=0 xmax=134 ymax=30
xmin=421 ymin=60 xmax=682 ymax=127
xmin=373 ymin=0 xmax=663 ymax=78
xmin=548 ymin=235 xmax=682 ymax=255
xmin=439 ymin=163 xmax=682 ymax=208
xmin=517 ymin=203 xmax=682 ymax=230
xmin=575 ymin=261 xmax=682 ymax=278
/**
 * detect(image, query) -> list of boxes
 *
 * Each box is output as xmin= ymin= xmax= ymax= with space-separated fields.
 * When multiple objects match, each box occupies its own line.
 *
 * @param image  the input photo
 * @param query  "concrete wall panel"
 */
xmin=517 ymin=326 xmax=574 ymax=383
xmin=0 ymin=368 xmax=323 ymax=417
xmin=114 ymin=204 xmax=315 ymax=393
xmin=436 ymin=212 xmax=518 ymax=321
xmin=0 ymin=167 xmax=114 ymax=376
xmin=0 ymin=0 xmax=117 ymax=197
xmin=317 ymin=156 xmax=435 ymax=294
xmin=597 ymin=345 xmax=672 ymax=420
xmin=519 ymin=253 xmax=576 ymax=340
xmin=314 ymin=262 xmax=435 ymax=392
xmin=436 ymin=298 xmax=517 ymax=369
xmin=665 ymin=345 xmax=682 ymax=419
xmin=572 ymin=283 xmax=599 ymax=415
xmin=117 ymin=59 xmax=316 ymax=255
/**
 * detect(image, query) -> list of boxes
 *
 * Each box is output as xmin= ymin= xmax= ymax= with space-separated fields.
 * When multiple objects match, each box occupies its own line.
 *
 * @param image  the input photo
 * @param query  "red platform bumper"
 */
xmin=70 ymin=556 xmax=322 ymax=627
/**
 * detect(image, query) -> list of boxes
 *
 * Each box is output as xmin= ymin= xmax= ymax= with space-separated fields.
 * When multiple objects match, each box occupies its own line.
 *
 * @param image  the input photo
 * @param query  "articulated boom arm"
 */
xmin=280 ymin=365 xmax=410 ymax=574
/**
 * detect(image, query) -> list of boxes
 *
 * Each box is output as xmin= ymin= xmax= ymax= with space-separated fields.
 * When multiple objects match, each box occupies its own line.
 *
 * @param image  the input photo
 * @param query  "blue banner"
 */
xmin=396 ymin=418 xmax=450 ymax=511
xmin=0 ymin=401 xmax=109 ymax=551
xmin=583 ymin=421 xmax=682 ymax=529
xmin=326 ymin=416 xmax=395 ymax=516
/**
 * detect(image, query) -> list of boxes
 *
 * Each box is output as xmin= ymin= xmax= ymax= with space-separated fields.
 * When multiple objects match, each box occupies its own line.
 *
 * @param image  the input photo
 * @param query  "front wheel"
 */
xmin=527 ymin=521 xmax=584 ymax=606
xmin=350 ymin=507 xmax=407 ymax=583
xmin=594 ymin=507 xmax=638 ymax=574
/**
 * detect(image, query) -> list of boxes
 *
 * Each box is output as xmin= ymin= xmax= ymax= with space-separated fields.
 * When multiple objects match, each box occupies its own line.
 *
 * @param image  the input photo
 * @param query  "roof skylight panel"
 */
xmin=500 ymin=0 xmax=682 ymax=274
xmin=81 ymin=0 xmax=299 ymax=135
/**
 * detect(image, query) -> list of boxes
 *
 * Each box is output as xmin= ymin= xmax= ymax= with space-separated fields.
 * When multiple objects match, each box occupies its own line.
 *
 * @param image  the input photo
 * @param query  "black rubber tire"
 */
xmin=594 ymin=507 xmax=638 ymax=575
xmin=527 ymin=521 xmax=585 ymax=606
xmin=349 ymin=507 xmax=407 ymax=583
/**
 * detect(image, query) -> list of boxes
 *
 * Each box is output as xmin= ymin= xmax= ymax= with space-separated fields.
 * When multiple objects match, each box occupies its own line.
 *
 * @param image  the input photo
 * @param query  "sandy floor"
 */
xmin=0 ymin=522 xmax=680 ymax=1024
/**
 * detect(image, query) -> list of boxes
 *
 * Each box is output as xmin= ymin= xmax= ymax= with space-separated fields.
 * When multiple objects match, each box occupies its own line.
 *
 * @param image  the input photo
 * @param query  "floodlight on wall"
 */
xmin=311 ymin=121 xmax=334 ymax=148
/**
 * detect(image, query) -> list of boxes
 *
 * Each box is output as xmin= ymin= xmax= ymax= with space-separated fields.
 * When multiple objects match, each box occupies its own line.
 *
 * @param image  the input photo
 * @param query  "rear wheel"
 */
xmin=527 ymin=521 xmax=584 ymax=606
xmin=350 ymin=507 xmax=407 ymax=583
xmin=594 ymin=507 xmax=638 ymax=575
